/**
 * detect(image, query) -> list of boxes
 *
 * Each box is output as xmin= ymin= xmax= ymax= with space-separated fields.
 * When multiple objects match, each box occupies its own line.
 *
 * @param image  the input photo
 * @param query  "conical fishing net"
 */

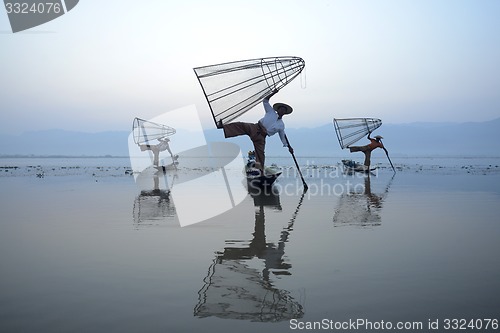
xmin=132 ymin=117 xmax=176 ymax=145
xmin=194 ymin=57 xmax=305 ymax=127
xmin=333 ymin=118 xmax=382 ymax=149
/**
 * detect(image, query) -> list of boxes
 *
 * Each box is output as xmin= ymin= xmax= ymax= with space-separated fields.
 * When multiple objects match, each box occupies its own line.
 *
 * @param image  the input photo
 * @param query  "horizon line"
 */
xmin=2 ymin=116 xmax=499 ymax=136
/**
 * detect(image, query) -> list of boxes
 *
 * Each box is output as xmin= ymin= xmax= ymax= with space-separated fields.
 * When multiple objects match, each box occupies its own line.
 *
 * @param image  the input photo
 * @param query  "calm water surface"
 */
xmin=1 ymin=157 xmax=499 ymax=332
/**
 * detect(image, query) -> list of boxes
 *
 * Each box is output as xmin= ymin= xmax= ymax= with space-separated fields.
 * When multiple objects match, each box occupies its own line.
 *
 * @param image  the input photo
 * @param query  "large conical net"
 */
xmin=194 ymin=56 xmax=305 ymax=127
xmin=333 ymin=118 xmax=382 ymax=149
xmin=132 ymin=117 xmax=176 ymax=145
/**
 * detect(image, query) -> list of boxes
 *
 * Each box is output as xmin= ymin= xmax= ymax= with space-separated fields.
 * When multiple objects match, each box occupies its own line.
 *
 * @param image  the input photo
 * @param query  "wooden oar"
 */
xmin=380 ymin=139 xmax=396 ymax=173
xmin=285 ymin=135 xmax=308 ymax=192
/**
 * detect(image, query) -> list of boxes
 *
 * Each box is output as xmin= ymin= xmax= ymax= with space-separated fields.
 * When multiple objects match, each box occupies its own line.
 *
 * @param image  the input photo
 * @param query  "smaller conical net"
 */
xmin=132 ymin=117 xmax=176 ymax=145
xmin=333 ymin=118 xmax=382 ymax=149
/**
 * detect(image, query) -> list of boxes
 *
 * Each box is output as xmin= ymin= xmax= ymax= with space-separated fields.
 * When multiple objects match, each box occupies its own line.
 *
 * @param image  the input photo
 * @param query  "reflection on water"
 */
xmin=333 ymin=173 xmax=394 ymax=228
xmin=133 ymin=171 xmax=177 ymax=226
xmin=194 ymin=188 xmax=305 ymax=322
xmin=1 ymin=157 xmax=500 ymax=332
xmin=133 ymin=188 xmax=175 ymax=225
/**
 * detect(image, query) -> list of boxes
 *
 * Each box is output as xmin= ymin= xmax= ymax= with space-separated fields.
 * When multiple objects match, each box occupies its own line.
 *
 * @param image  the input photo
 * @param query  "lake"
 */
xmin=1 ymin=156 xmax=499 ymax=332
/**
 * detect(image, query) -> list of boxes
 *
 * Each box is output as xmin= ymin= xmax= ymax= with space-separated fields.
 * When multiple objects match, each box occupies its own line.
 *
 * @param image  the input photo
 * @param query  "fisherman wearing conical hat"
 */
xmin=221 ymin=90 xmax=294 ymax=174
xmin=348 ymin=133 xmax=384 ymax=168
xmin=139 ymin=137 xmax=176 ymax=167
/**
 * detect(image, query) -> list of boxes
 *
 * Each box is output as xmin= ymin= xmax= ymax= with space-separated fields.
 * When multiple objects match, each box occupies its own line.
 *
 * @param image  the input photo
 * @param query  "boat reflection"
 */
xmin=194 ymin=189 xmax=305 ymax=322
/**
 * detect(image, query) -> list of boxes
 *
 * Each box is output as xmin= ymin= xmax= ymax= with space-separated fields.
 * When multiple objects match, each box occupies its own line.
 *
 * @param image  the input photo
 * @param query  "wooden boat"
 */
xmin=246 ymin=151 xmax=282 ymax=188
xmin=341 ymin=159 xmax=377 ymax=174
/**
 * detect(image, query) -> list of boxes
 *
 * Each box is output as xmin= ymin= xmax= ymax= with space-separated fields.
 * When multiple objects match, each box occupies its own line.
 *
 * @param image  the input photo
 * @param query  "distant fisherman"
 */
xmin=221 ymin=90 xmax=294 ymax=174
xmin=348 ymin=133 xmax=386 ymax=168
xmin=139 ymin=137 xmax=175 ymax=167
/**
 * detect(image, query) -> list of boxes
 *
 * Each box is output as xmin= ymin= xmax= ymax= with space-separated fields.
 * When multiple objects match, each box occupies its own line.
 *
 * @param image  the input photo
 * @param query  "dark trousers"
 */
xmin=349 ymin=145 xmax=372 ymax=167
xmin=223 ymin=122 xmax=267 ymax=170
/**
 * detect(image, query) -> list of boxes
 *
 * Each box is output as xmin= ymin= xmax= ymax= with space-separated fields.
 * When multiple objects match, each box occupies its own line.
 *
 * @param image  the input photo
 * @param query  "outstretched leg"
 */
xmin=223 ymin=122 xmax=254 ymax=138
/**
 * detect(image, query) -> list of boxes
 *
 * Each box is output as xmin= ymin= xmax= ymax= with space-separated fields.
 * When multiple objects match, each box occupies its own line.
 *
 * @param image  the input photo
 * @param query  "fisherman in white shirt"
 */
xmin=139 ymin=137 xmax=175 ymax=167
xmin=222 ymin=90 xmax=294 ymax=174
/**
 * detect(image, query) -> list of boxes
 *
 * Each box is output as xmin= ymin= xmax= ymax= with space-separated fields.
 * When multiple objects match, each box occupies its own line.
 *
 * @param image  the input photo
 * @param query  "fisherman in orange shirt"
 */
xmin=348 ymin=133 xmax=386 ymax=168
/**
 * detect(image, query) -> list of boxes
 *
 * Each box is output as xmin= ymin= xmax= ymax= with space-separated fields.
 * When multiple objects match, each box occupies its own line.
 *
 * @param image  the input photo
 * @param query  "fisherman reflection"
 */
xmin=194 ymin=190 xmax=304 ymax=322
xmin=133 ymin=173 xmax=176 ymax=226
xmin=223 ymin=189 xmax=289 ymax=279
xmin=363 ymin=175 xmax=383 ymax=209
xmin=333 ymin=174 xmax=392 ymax=228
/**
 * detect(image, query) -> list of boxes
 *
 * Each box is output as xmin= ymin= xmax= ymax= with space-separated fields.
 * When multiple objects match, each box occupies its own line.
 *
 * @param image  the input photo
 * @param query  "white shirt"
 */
xmin=259 ymin=99 xmax=288 ymax=147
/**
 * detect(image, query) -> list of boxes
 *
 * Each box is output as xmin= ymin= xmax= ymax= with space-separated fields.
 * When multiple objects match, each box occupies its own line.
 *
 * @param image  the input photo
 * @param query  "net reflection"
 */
xmin=133 ymin=170 xmax=177 ymax=226
xmin=194 ymin=188 xmax=305 ymax=322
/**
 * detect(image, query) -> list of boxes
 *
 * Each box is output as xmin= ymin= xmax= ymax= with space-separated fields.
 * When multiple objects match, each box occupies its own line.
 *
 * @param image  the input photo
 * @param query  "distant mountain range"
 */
xmin=0 ymin=129 xmax=128 ymax=157
xmin=1 ymin=118 xmax=499 ymax=157
xmin=208 ymin=118 xmax=500 ymax=157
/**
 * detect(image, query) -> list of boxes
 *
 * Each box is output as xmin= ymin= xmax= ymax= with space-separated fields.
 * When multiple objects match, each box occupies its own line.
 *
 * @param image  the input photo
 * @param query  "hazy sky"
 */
xmin=1 ymin=0 xmax=500 ymax=134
